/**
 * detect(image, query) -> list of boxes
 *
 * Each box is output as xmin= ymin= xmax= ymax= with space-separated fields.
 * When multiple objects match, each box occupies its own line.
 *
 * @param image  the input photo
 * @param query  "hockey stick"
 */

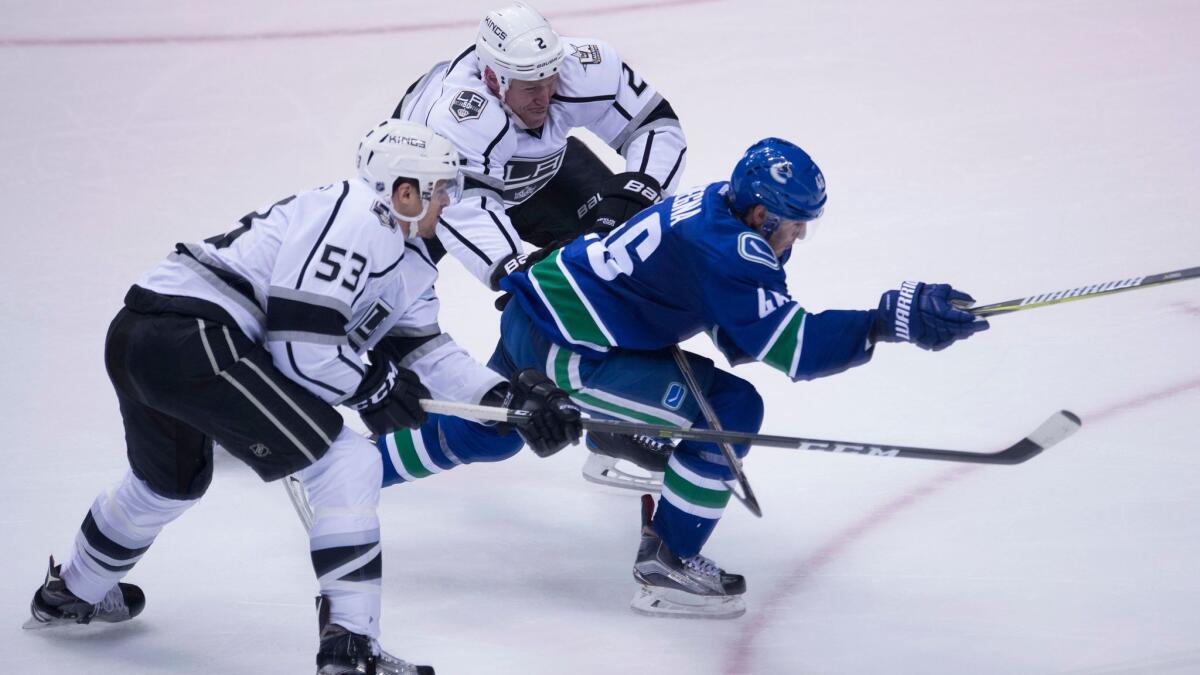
xmin=971 ymin=264 xmax=1199 ymax=318
xmin=420 ymin=400 xmax=1082 ymax=466
xmin=283 ymin=474 xmax=314 ymax=530
xmin=670 ymin=346 xmax=763 ymax=518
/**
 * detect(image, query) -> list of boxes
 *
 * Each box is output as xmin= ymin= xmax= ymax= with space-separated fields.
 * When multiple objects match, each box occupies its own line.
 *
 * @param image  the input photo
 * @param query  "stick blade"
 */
xmin=990 ymin=410 xmax=1082 ymax=465
xmin=1029 ymin=410 xmax=1083 ymax=448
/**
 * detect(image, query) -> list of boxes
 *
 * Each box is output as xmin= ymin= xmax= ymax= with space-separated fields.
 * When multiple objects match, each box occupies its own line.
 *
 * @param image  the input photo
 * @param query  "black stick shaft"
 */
xmin=447 ymin=404 xmax=1082 ymax=467
xmin=671 ymin=347 xmax=763 ymax=518
xmin=579 ymin=412 xmax=1079 ymax=465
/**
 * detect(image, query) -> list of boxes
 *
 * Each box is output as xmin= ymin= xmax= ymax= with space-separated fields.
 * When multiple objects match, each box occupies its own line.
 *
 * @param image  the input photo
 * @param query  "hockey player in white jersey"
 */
xmin=24 ymin=120 xmax=581 ymax=675
xmin=394 ymin=1 xmax=686 ymax=483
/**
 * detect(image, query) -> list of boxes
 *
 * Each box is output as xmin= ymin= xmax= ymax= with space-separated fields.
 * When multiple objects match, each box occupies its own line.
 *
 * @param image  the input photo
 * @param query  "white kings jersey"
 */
xmin=135 ymin=179 xmax=504 ymax=407
xmin=393 ymin=38 xmax=687 ymax=287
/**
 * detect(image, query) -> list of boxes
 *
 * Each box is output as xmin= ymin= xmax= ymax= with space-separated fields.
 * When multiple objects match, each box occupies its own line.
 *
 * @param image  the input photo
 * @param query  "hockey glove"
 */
xmin=873 ymin=281 xmax=990 ymax=351
xmin=588 ymin=172 xmax=662 ymax=235
xmin=345 ymin=357 xmax=430 ymax=435
xmin=507 ymin=369 xmax=582 ymax=457
xmin=489 ymin=243 xmax=567 ymax=310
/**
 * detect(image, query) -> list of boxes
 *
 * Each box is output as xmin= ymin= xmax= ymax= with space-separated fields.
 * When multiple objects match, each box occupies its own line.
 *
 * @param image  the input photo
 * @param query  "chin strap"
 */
xmin=487 ymin=68 xmax=534 ymax=131
xmin=377 ymin=199 xmax=427 ymax=240
xmin=499 ymin=90 xmax=535 ymax=131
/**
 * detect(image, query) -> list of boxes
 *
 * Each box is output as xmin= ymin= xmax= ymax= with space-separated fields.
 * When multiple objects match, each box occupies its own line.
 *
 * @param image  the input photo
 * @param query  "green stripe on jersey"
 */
xmin=761 ymin=307 xmax=806 ymax=375
xmin=551 ymin=349 xmax=680 ymax=427
xmin=393 ymin=430 xmax=433 ymax=479
xmin=529 ymin=251 xmax=612 ymax=349
xmin=663 ymin=465 xmax=732 ymax=510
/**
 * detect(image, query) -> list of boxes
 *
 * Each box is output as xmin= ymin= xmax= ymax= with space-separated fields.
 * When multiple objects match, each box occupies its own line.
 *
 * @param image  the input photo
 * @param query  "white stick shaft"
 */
xmin=420 ymin=398 xmax=517 ymax=423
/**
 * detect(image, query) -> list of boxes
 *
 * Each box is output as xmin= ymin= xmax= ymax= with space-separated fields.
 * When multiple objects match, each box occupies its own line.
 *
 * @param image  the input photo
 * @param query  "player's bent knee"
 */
xmin=742 ymin=385 xmax=765 ymax=433
xmin=711 ymin=371 xmax=765 ymax=433
xmin=302 ymin=428 xmax=383 ymax=507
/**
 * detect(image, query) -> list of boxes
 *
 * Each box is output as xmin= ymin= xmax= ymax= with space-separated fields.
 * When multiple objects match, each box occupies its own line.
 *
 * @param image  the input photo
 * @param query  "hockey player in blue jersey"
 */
xmin=478 ymin=137 xmax=991 ymax=617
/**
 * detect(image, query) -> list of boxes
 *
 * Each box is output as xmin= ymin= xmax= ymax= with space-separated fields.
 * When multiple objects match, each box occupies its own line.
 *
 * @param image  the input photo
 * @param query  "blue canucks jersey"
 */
xmin=501 ymin=182 xmax=879 ymax=381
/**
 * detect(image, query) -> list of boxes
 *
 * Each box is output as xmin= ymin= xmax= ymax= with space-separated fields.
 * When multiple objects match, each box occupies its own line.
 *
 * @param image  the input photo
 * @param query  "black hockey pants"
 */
xmin=104 ymin=286 xmax=345 ymax=499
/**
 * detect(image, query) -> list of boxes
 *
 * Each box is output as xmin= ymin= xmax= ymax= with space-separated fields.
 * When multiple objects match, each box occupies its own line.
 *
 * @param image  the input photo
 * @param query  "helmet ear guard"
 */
xmin=729 ymin=138 xmax=827 ymax=235
xmin=356 ymin=120 xmax=463 ymax=227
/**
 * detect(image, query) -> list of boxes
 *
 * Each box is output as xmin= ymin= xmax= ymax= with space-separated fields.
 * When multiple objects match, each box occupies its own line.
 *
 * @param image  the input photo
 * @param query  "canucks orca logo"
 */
xmin=662 ymin=382 xmax=687 ymax=410
xmin=738 ymin=231 xmax=780 ymax=270
xmin=769 ymin=160 xmax=793 ymax=184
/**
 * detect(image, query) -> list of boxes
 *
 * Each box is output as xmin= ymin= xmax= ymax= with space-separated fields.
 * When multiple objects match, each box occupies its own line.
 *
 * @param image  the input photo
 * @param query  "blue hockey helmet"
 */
xmin=729 ymin=138 xmax=826 ymax=235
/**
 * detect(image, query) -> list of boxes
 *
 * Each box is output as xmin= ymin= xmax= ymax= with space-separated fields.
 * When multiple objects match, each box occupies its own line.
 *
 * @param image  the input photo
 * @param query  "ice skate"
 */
xmin=23 ymin=556 xmax=145 ymax=629
xmin=315 ymin=596 xmax=434 ymax=675
xmin=630 ymin=495 xmax=746 ymax=619
xmin=581 ymin=432 xmax=672 ymax=492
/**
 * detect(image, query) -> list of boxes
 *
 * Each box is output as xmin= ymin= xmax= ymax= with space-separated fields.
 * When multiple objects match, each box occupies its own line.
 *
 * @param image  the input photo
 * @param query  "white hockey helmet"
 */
xmin=475 ymin=2 xmax=565 ymax=96
xmin=356 ymin=119 xmax=463 ymax=225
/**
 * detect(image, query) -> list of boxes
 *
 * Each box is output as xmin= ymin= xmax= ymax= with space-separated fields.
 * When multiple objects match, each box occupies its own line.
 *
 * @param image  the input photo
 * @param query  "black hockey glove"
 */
xmin=488 ymin=252 xmax=531 ymax=292
xmin=345 ymin=357 xmax=430 ymax=435
xmin=587 ymin=172 xmax=662 ymax=235
xmin=872 ymin=281 xmax=990 ymax=351
xmin=489 ymin=244 xmax=568 ymax=310
xmin=507 ymin=369 xmax=582 ymax=457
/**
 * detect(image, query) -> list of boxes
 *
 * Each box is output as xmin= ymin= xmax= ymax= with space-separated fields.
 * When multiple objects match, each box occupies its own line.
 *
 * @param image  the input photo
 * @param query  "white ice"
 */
xmin=2 ymin=1 xmax=1198 ymax=673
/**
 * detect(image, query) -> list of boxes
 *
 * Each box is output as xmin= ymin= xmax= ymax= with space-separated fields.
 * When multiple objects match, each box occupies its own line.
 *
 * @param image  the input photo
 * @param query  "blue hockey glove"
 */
xmin=346 ymin=357 xmax=430 ymax=435
xmin=873 ymin=281 xmax=990 ymax=351
xmin=507 ymin=369 xmax=582 ymax=457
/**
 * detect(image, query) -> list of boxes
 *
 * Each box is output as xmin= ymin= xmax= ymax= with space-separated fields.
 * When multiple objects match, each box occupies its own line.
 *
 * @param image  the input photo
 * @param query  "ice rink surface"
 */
xmin=2 ymin=1 xmax=1198 ymax=673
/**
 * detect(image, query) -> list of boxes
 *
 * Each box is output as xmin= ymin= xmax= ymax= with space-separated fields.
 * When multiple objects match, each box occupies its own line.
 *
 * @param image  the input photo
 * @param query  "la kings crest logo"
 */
xmin=450 ymin=90 xmax=488 ymax=123
xmin=570 ymin=43 xmax=602 ymax=67
xmin=370 ymin=201 xmax=398 ymax=232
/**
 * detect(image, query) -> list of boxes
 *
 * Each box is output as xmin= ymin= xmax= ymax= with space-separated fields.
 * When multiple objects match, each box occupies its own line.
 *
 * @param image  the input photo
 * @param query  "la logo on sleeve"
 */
xmin=450 ymin=90 xmax=488 ymax=123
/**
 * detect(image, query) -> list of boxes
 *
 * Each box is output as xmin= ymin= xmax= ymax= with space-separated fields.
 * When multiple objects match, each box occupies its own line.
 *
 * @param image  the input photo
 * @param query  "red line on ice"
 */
xmin=0 ymin=0 xmax=721 ymax=47
xmin=1172 ymin=302 xmax=1200 ymax=319
xmin=723 ymin=373 xmax=1200 ymax=674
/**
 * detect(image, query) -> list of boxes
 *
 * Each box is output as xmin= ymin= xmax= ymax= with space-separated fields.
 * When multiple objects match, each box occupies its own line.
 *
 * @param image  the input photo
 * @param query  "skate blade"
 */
xmin=21 ymin=615 xmax=78 ymax=630
xmin=375 ymin=648 xmax=423 ymax=675
xmin=629 ymin=585 xmax=746 ymax=620
xmin=22 ymin=616 xmax=52 ymax=630
xmin=581 ymin=454 xmax=663 ymax=493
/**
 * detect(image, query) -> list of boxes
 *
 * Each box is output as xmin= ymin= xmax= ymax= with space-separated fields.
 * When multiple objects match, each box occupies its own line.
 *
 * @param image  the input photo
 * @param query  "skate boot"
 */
xmin=24 ymin=556 xmax=145 ymax=629
xmin=315 ymin=596 xmax=434 ymax=675
xmin=630 ymin=495 xmax=746 ymax=619
xmin=582 ymin=432 xmax=672 ymax=492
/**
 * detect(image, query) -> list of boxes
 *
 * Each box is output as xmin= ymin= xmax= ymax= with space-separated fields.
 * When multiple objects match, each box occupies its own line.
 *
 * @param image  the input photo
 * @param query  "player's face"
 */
xmin=504 ymin=74 xmax=559 ymax=128
xmin=392 ymin=178 xmax=461 ymax=238
xmin=415 ymin=178 xmax=460 ymax=239
xmin=767 ymin=218 xmax=809 ymax=257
